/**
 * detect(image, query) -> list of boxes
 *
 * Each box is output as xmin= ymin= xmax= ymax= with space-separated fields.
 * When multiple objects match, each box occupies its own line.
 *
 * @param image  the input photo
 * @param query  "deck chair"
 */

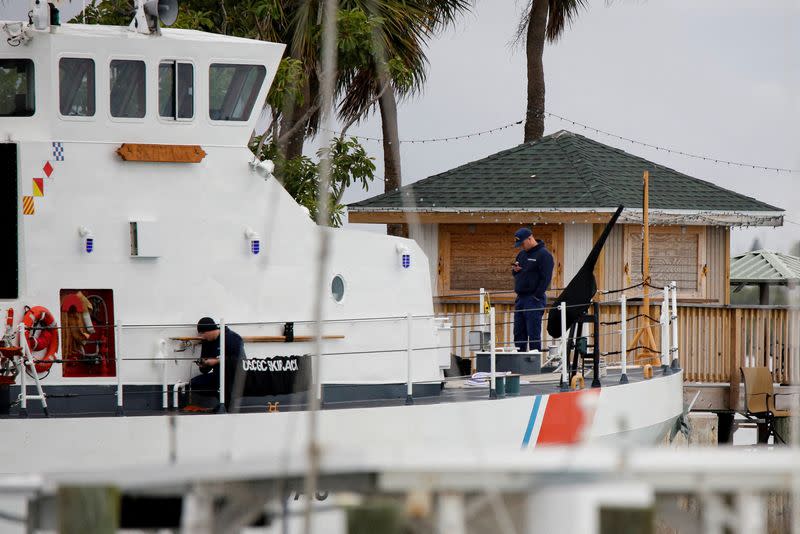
xmin=740 ymin=367 xmax=792 ymax=444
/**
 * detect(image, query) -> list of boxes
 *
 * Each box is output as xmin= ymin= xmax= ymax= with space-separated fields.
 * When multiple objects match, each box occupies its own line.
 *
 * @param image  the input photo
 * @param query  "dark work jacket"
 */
xmin=200 ymin=326 xmax=246 ymax=362
xmin=513 ymin=240 xmax=554 ymax=300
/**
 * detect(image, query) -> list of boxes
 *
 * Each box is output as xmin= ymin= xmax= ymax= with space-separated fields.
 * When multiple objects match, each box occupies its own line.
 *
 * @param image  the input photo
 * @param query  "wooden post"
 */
xmin=729 ymin=309 xmax=742 ymax=410
xmin=630 ymin=170 xmax=658 ymax=363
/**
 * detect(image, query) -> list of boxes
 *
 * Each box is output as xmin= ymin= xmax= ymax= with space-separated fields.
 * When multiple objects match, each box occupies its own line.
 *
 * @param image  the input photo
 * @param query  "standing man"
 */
xmin=512 ymin=228 xmax=554 ymax=352
xmin=190 ymin=317 xmax=246 ymax=406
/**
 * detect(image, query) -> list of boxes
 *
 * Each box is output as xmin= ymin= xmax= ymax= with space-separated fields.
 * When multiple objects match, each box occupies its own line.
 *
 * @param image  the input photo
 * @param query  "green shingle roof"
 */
xmin=349 ymin=130 xmax=782 ymax=215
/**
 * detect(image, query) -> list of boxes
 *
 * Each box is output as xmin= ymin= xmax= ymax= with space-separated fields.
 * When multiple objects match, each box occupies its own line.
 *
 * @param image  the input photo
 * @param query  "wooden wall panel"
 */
xmin=409 ymin=223 xmax=439 ymax=296
xmin=600 ymin=224 xmax=624 ymax=301
xmin=705 ymin=226 xmax=728 ymax=305
xmin=564 ymin=223 xmax=593 ymax=283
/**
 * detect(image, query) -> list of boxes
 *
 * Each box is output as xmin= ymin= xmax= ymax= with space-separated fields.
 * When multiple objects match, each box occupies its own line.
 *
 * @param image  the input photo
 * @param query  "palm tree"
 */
xmin=519 ymin=0 xmax=587 ymax=142
xmin=337 ymin=0 xmax=471 ymax=235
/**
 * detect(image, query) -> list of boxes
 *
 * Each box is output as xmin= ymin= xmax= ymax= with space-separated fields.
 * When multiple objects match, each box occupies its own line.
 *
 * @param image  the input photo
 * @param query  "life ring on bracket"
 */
xmin=22 ymin=306 xmax=59 ymax=374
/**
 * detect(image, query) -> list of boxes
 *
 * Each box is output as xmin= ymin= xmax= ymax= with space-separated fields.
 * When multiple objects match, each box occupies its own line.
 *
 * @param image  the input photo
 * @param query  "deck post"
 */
xmin=729 ymin=309 xmax=742 ymax=411
xmin=17 ymin=324 xmax=27 ymax=417
xmin=218 ymin=317 xmax=226 ymax=413
xmin=406 ymin=313 xmax=414 ymax=405
xmin=489 ymin=307 xmax=497 ymax=399
xmin=620 ymin=294 xmax=628 ymax=384
xmin=670 ymin=281 xmax=680 ymax=371
xmin=660 ymin=288 xmax=671 ymax=376
xmin=560 ymin=302 xmax=568 ymax=391
xmin=115 ymin=320 xmax=123 ymax=416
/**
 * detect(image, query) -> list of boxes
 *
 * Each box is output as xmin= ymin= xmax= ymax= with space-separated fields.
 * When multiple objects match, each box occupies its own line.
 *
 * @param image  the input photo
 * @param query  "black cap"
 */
xmin=196 ymin=317 xmax=219 ymax=333
xmin=514 ymin=228 xmax=532 ymax=248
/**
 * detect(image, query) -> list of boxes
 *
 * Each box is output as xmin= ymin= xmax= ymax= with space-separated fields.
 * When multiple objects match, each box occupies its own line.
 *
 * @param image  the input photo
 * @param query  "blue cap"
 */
xmin=514 ymin=228 xmax=532 ymax=248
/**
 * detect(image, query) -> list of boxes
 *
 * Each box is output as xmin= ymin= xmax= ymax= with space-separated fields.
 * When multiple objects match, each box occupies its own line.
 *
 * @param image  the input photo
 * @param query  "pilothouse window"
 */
xmin=110 ymin=59 xmax=145 ymax=118
xmin=59 ymin=58 xmax=95 ymax=117
xmin=159 ymin=61 xmax=193 ymax=119
xmin=209 ymin=63 xmax=265 ymax=121
xmin=0 ymin=59 xmax=34 ymax=117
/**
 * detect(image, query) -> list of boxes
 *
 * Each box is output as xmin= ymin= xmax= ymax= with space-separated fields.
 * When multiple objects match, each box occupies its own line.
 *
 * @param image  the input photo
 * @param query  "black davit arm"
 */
xmin=546 ymin=205 xmax=624 ymax=338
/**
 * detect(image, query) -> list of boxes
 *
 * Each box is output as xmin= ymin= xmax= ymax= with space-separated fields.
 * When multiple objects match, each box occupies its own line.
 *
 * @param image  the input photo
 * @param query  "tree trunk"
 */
xmin=524 ymin=0 xmax=549 ymax=143
xmin=379 ymin=86 xmax=406 ymax=237
xmin=277 ymin=80 xmax=312 ymax=161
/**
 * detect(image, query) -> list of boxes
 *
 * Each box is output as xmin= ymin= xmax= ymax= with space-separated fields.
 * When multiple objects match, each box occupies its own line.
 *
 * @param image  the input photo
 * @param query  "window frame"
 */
xmin=0 ymin=58 xmax=36 ymax=118
xmin=57 ymin=55 xmax=96 ymax=120
xmin=207 ymin=61 xmax=266 ymax=124
xmin=437 ymin=223 xmax=564 ymax=298
xmin=623 ymin=224 xmax=707 ymax=300
xmin=108 ymin=57 xmax=147 ymax=121
xmin=157 ymin=59 xmax=195 ymax=123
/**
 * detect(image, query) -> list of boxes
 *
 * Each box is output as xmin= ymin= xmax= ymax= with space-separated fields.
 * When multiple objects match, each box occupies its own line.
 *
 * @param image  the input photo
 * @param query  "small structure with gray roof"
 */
xmin=349 ymin=130 xmax=784 ymax=303
xmin=731 ymin=250 xmax=800 ymax=304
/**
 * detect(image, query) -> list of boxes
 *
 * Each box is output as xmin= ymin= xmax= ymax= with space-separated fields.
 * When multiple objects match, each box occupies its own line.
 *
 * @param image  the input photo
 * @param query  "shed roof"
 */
xmin=730 ymin=250 xmax=800 ymax=285
xmin=349 ymin=130 xmax=782 ymax=226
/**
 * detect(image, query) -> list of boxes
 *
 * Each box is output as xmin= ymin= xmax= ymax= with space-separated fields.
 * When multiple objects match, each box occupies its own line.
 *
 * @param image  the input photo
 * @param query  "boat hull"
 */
xmin=0 ymin=372 xmax=683 ymax=475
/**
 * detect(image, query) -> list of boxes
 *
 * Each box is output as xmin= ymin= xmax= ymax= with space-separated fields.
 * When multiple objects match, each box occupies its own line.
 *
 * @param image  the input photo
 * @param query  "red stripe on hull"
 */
xmin=536 ymin=389 xmax=600 ymax=445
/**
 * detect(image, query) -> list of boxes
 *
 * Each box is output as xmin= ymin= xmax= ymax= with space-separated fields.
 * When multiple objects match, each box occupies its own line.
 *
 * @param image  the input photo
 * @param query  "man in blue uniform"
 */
xmin=512 ymin=228 xmax=554 ymax=352
xmin=190 ymin=317 xmax=246 ymax=405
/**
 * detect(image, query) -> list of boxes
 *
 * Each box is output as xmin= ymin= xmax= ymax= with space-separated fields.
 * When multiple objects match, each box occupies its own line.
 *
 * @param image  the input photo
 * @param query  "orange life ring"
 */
xmin=22 ymin=306 xmax=59 ymax=373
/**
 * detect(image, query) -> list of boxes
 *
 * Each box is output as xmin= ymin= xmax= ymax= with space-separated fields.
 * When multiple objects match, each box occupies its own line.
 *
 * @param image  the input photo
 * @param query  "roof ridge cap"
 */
xmin=762 ymin=251 xmax=796 ymax=279
xmin=552 ymin=135 xmax=616 ymax=205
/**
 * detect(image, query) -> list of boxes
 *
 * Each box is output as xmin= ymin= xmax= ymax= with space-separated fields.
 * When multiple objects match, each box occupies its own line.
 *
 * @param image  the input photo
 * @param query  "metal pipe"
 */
xmin=560 ymin=302 xmax=568 ymax=390
xmin=18 ymin=324 xmax=27 ymax=415
xmin=219 ymin=317 xmax=226 ymax=412
xmin=161 ymin=340 xmax=168 ymax=410
xmin=479 ymin=288 xmax=486 ymax=333
xmin=115 ymin=320 xmax=123 ymax=415
xmin=489 ymin=306 xmax=496 ymax=399
xmin=620 ymin=294 xmax=628 ymax=384
xmin=172 ymin=382 xmax=186 ymax=410
xmin=670 ymin=281 xmax=680 ymax=370
xmin=661 ymin=288 xmax=670 ymax=375
xmin=405 ymin=313 xmax=413 ymax=405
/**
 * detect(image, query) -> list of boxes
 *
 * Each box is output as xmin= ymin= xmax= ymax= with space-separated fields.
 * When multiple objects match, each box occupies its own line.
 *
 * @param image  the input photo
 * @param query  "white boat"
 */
xmin=0 ymin=1 xmax=684 ymax=478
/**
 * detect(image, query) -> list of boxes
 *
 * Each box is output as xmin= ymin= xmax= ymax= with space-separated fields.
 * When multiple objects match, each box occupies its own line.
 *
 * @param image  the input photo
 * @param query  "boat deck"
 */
xmin=0 ymin=367 xmax=665 ymax=418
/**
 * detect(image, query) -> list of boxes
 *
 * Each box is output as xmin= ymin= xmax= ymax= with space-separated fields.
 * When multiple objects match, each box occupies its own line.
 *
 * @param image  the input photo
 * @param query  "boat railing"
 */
xmin=8 ymin=283 xmax=683 ymax=416
xmin=436 ymin=289 xmax=800 ymax=388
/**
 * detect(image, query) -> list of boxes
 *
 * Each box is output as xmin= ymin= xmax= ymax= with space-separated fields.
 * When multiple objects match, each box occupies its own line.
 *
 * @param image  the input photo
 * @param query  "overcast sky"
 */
xmin=4 ymin=0 xmax=798 ymax=254
xmin=332 ymin=0 xmax=800 ymax=256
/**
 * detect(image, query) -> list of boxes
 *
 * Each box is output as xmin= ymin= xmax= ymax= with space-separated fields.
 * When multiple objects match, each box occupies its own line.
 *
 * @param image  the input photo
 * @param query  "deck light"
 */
xmin=79 ymin=226 xmax=94 ymax=254
xmin=250 ymin=159 xmax=275 ymax=181
xmin=397 ymin=245 xmax=411 ymax=269
xmin=245 ymin=228 xmax=261 ymax=255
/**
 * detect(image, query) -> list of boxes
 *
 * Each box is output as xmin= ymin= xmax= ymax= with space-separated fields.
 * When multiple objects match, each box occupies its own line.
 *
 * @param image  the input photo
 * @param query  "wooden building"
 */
xmin=349 ymin=131 xmax=784 ymax=304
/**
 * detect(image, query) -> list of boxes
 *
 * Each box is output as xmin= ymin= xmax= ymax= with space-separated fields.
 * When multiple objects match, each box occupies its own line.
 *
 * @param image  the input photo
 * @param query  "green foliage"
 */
xmin=81 ymin=0 xmax=132 ymax=25
xmin=254 ymin=137 xmax=376 ymax=227
xmin=268 ymin=58 xmax=307 ymax=111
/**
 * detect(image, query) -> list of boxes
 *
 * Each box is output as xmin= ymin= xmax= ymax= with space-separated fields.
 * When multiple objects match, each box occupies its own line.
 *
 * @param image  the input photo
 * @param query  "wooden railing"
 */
xmin=434 ymin=299 xmax=800 ymax=385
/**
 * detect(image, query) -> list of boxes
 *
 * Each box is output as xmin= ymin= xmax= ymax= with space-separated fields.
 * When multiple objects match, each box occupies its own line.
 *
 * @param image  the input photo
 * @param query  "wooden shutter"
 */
xmin=439 ymin=224 xmax=562 ymax=296
xmin=625 ymin=226 xmax=706 ymax=298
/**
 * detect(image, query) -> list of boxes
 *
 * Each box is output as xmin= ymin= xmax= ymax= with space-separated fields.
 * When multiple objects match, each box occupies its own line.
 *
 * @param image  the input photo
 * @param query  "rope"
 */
xmin=599 ymin=282 xmax=645 ymax=295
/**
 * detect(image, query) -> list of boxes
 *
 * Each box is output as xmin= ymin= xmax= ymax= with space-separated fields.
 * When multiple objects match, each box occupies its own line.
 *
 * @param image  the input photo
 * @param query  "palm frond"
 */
xmin=546 ymin=0 xmax=588 ymax=41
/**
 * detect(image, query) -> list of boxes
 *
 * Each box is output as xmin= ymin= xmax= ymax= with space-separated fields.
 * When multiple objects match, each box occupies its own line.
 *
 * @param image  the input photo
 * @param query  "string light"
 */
xmin=323 ymin=119 xmax=523 ymax=144
xmin=543 ymin=112 xmax=800 ymax=174
xmin=329 ymin=112 xmax=799 ymax=174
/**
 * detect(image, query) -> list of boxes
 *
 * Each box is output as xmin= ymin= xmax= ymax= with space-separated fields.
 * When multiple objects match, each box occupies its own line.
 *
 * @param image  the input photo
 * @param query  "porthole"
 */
xmin=331 ymin=275 xmax=345 ymax=303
